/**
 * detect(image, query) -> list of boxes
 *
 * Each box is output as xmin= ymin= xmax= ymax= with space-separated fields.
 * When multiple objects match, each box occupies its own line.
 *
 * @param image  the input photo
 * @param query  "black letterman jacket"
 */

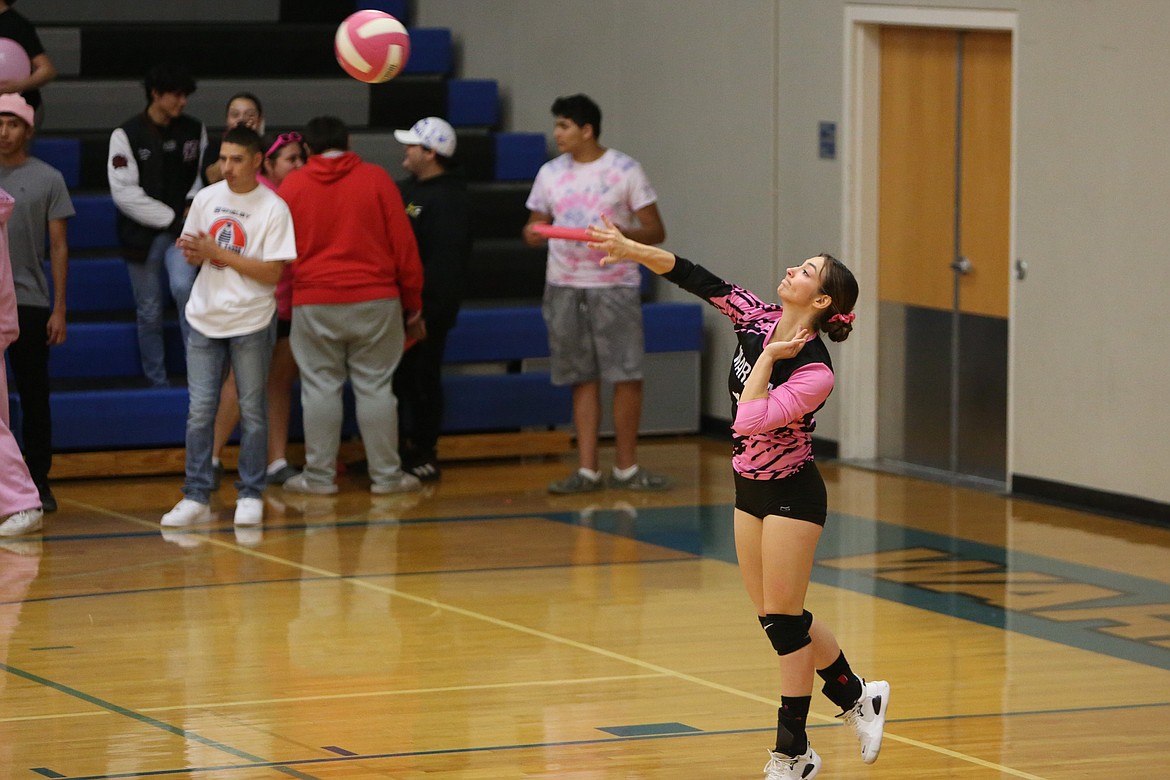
xmin=108 ymin=112 xmax=206 ymax=259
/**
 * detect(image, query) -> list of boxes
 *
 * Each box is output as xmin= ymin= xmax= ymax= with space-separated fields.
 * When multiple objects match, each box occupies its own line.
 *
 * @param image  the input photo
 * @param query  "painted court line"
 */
xmin=51 ymin=499 xmax=1050 ymax=779
xmin=0 ymin=663 xmax=324 ymax=780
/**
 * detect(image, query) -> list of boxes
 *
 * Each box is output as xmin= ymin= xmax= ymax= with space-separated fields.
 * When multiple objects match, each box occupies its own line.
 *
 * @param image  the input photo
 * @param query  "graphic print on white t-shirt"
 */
xmin=209 ymin=216 xmax=246 ymax=268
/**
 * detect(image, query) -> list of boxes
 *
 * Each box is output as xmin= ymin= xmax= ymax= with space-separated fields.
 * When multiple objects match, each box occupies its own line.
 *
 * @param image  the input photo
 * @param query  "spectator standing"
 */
xmin=0 ymin=185 xmax=42 ymax=537
xmin=211 ymin=129 xmax=305 ymax=486
xmin=160 ymin=126 xmax=295 ymax=529
xmin=523 ymin=94 xmax=669 ymax=494
xmin=108 ymin=63 xmax=206 ymax=387
xmin=0 ymin=1 xmax=58 ymax=124
xmin=393 ymin=117 xmax=471 ymax=481
xmin=0 ymin=93 xmax=73 ymax=513
xmin=277 ymin=115 xmax=423 ymax=496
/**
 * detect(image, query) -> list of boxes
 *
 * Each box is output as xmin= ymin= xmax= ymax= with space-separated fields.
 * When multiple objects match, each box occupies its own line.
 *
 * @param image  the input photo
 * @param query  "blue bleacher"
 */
xmin=32 ymin=138 xmax=80 ymax=188
xmin=447 ymin=79 xmax=499 ymax=127
xmin=36 ymin=301 xmax=701 ymax=449
xmin=357 ymin=0 xmax=410 ymax=19
xmin=494 ymin=133 xmax=547 ymax=181
xmin=52 ymin=388 xmax=190 ymax=449
xmin=69 ymin=195 xmax=118 ymax=250
xmin=402 ymin=28 xmax=453 ymax=76
xmin=48 ymin=256 xmax=135 ymax=312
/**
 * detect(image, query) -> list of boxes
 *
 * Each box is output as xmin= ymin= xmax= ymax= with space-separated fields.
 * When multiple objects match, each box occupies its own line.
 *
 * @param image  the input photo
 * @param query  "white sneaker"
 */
xmin=282 ymin=473 xmax=339 ymax=495
xmin=161 ymin=499 xmax=211 ymax=527
xmin=840 ymin=679 xmax=890 ymax=764
xmin=763 ymin=746 xmax=821 ymax=779
xmin=160 ymin=528 xmax=209 ymax=549
xmin=234 ymin=527 xmax=263 ymax=547
xmin=234 ymin=497 xmax=264 ymax=526
xmin=370 ymin=472 xmax=421 ymax=495
xmin=0 ymin=508 xmax=43 ymax=537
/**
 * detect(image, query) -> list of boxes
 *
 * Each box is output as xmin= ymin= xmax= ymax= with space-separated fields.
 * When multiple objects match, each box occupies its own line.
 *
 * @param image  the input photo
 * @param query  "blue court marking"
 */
xmin=42 ymin=725 xmax=792 ymax=779
xmin=29 ymin=699 xmax=1170 ymax=779
xmin=599 ymin=722 xmax=703 ymax=737
xmin=30 ymin=646 xmax=74 ymax=651
xmin=31 ymin=770 xmax=67 ymax=779
xmin=540 ymin=504 xmax=1170 ymax=672
xmin=322 ymin=746 xmax=358 ymax=756
xmin=0 ymin=663 xmax=324 ymax=780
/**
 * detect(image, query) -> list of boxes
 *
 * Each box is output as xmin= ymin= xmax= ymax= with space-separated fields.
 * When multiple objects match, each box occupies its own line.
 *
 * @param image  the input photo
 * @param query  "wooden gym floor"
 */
xmin=1 ymin=436 xmax=1168 ymax=778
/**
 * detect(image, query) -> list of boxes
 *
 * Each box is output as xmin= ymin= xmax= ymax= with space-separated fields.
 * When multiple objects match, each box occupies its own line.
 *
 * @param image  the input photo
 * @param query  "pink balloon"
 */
xmin=0 ymin=38 xmax=30 ymax=82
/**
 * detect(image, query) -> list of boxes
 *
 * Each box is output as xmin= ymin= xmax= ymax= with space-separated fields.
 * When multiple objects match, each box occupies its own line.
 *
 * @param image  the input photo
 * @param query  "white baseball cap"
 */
xmin=394 ymin=117 xmax=457 ymax=157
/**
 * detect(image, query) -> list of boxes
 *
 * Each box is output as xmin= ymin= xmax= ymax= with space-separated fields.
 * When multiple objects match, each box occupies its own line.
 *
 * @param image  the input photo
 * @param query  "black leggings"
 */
xmin=734 ymin=461 xmax=827 ymax=526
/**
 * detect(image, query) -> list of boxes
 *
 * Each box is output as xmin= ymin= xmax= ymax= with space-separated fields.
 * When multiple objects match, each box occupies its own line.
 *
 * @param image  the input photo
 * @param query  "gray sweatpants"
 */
xmin=290 ymin=298 xmax=405 ymax=488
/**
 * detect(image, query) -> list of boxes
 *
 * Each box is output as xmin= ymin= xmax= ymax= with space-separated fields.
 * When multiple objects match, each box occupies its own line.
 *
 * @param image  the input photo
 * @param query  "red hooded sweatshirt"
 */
xmin=278 ymin=151 xmax=423 ymax=311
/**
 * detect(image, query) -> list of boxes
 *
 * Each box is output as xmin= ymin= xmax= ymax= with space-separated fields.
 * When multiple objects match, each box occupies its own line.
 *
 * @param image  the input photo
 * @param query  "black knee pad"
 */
xmin=761 ymin=610 xmax=813 ymax=656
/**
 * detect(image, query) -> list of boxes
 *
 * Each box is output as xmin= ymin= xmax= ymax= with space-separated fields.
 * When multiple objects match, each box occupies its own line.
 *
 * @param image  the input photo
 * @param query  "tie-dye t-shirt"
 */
xmin=525 ymin=148 xmax=657 ymax=288
xmin=663 ymin=256 xmax=835 ymax=480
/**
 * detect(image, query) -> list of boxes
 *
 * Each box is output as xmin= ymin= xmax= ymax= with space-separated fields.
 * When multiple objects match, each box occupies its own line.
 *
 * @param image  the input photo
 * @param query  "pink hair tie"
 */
xmin=828 ymin=312 xmax=856 ymax=325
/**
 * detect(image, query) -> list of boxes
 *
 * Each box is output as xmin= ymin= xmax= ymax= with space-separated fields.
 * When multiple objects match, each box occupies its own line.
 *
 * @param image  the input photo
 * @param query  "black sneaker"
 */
xmin=37 ymin=483 xmax=57 ymax=513
xmin=266 ymin=464 xmax=301 ymax=485
xmin=406 ymin=461 xmax=441 ymax=482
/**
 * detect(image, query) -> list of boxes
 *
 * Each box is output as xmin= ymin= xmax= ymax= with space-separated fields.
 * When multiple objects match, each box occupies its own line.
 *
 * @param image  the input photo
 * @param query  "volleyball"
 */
xmin=334 ymin=10 xmax=411 ymax=84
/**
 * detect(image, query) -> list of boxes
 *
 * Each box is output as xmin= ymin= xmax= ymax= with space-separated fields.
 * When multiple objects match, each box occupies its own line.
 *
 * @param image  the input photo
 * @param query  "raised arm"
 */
xmin=589 ymin=215 xmax=676 ymax=274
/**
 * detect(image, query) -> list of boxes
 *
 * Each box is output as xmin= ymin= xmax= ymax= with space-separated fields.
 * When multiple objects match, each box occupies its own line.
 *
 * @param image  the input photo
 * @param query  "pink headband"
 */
xmin=266 ymin=131 xmax=302 ymax=159
xmin=828 ymin=312 xmax=856 ymax=325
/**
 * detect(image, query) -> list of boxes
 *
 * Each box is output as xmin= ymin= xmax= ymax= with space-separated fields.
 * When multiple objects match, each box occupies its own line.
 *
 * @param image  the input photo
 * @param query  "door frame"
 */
xmin=838 ymin=4 xmax=1019 ymax=476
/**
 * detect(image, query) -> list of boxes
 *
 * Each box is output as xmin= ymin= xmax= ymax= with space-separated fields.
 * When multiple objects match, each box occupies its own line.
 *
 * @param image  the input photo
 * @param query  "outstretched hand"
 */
xmin=589 ymin=215 xmax=636 ymax=266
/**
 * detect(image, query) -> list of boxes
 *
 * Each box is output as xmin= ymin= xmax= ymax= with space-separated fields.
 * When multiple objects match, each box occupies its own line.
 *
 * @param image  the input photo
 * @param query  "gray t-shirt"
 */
xmin=0 ymin=157 xmax=75 ymax=308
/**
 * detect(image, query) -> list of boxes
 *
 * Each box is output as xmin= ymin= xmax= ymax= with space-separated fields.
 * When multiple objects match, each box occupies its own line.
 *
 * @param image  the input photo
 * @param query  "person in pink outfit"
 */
xmin=0 ymin=186 xmax=44 ymax=537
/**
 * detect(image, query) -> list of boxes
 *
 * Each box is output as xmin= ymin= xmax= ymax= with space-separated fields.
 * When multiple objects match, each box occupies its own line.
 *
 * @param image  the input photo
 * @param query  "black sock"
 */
xmin=817 ymin=651 xmax=864 ymax=711
xmin=776 ymin=695 xmax=811 ymax=756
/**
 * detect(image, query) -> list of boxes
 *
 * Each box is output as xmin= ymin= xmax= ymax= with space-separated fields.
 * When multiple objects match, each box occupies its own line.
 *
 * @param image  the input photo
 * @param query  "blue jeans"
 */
xmin=124 ymin=232 xmax=197 ymax=387
xmin=182 ymin=320 xmax=275 ymax=503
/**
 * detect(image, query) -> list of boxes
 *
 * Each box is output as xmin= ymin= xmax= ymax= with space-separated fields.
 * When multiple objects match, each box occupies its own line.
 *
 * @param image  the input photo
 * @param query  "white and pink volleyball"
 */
xmin=334 ymin=10 xmax=411 ymax=84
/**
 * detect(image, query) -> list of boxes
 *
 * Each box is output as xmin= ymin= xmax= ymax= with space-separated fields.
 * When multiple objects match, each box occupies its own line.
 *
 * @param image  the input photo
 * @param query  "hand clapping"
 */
xmin=176 ymin=232 xmax=216 ymax=265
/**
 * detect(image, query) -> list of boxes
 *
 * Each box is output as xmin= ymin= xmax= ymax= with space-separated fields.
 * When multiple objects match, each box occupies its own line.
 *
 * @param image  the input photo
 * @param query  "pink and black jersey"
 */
xmin=663 ymin=256 xmax=835 ymax=480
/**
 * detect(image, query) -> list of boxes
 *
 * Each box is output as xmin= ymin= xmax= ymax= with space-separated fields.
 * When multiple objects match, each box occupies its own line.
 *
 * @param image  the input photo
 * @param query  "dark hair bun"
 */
xmin=824 ymin=318 xmax=853 ymax=343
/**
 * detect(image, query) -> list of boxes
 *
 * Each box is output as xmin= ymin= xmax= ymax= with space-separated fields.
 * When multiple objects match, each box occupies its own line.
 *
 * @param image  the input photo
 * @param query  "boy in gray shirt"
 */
xmin=0 ymin=93 xmax=75 ymax=512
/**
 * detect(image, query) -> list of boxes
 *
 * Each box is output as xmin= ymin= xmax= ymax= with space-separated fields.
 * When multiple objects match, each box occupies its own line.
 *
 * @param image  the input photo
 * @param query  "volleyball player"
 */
xmin=586 ymin=217 xmax=889 ymax=779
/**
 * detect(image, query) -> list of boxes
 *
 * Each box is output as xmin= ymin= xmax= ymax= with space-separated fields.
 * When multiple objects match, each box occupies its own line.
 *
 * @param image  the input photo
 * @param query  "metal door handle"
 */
xmin=951 ymin=255 xmax=972 ymax=274
xmin=1015 ymin=258 xmax=1028 ymax=280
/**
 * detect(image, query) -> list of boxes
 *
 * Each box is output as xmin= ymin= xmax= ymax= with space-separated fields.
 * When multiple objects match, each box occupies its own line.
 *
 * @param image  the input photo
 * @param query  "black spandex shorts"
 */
xmin=276 ymin=317 xmax=292 ymax=339
xmin=734 ymin=461 xmax=827 ymax=526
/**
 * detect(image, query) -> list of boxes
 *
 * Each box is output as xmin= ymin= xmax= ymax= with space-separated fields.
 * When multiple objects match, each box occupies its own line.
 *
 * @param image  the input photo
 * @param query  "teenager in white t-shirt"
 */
xmin=161 ymin=125 xmax=297 ymax=530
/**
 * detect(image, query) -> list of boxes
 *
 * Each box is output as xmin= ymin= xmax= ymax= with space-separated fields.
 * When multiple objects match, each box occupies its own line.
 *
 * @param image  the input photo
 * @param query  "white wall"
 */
xmin=1010 ymin=0 xmax=1170 ymax=501
xmin=416 ymin=0 xmax=1170 ymax=506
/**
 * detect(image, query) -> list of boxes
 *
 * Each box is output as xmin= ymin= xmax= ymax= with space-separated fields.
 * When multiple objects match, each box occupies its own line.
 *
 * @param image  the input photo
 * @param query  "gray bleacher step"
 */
xmin=43 ymin=77 xmax=372 ymax=134
xmin=28 ymin=0 xmax=282 ymax=24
